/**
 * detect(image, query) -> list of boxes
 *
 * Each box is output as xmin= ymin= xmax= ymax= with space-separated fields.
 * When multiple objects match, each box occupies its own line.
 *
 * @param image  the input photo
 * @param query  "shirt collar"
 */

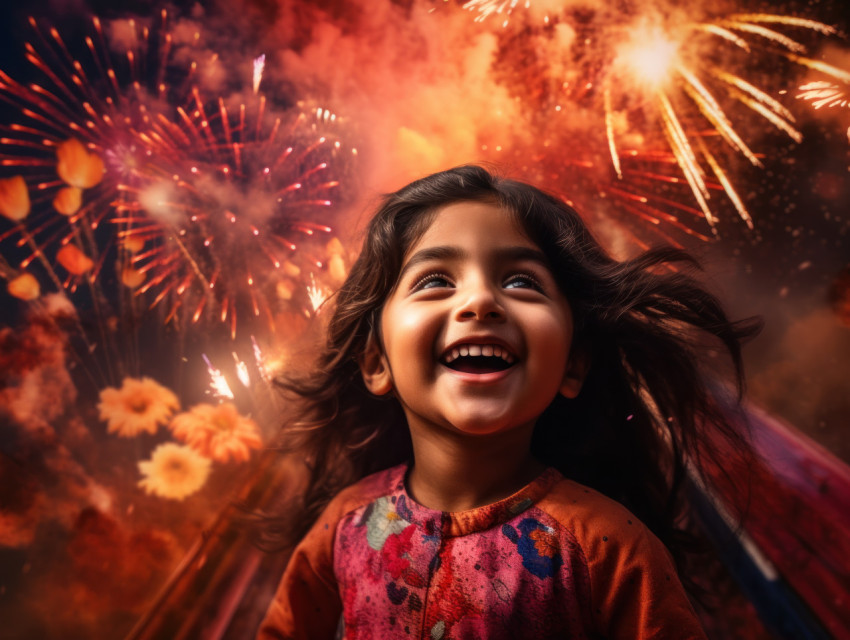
xmin=385 ymin=464 xmax=562 ymax=538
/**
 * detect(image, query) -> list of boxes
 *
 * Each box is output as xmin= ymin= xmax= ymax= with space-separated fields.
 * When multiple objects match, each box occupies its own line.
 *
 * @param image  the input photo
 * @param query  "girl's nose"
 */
xmin=455 ymin=282 xmax=505 ymax=322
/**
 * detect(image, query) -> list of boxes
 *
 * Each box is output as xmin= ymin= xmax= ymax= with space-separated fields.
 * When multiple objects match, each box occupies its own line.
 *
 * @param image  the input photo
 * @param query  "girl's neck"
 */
xmin=405 ymin=424 xmax=545 ymax=513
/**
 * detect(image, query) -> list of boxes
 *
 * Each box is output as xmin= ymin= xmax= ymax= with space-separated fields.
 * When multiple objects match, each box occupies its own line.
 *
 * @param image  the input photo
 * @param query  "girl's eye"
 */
xmin=504 ymin=273 xmax=543 ymax=291
xmin=412 ymin=273 xmax=452 ymax=291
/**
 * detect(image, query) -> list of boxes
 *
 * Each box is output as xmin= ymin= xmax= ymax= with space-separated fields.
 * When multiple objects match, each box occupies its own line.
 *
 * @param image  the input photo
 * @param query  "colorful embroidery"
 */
xmin=333 ymin=466 xmax=593 ymax=638
xmin=365 ymin=496 xmax=409 ymax=550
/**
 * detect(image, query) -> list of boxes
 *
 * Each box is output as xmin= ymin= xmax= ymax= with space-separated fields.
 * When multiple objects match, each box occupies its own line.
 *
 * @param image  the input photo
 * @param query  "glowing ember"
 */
xmin=617 ymin=26 xmax=679 ymax=88
xmin=202 ymin=353 xmax=234 ymax=400
xmin=233 ymin=352 xmax=250 ymax=387
xmin=306 ymin=272 xmax=330 ymax=313
xmin=253 ymin=54 xmax=266 ymax=94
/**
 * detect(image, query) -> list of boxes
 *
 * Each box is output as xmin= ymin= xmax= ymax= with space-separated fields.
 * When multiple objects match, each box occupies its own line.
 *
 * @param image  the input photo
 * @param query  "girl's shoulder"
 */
xmin=536 ymin=475 xmax=703 ymax=638
xmin=537 ymin=475 xmax=670 ymax=564
xmin=320 ymin=463 xmax=408 ymax=523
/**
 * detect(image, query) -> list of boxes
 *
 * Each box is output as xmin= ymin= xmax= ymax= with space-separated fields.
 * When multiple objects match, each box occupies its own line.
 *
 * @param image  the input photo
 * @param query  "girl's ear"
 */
xmin=560 ymin=346 xmax=590 ymax=399
xmin=359 ymin=334 xmax=393 ymax=396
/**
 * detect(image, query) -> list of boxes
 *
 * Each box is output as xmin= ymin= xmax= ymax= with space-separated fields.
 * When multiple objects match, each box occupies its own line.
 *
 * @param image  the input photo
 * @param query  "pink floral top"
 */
xmin=258 ymin=465 xmax=706 ymax=639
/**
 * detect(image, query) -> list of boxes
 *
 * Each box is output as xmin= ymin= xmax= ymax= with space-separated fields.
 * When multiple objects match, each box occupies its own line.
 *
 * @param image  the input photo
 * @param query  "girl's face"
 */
xmin=360 ymin=201 xmax=586 ymax=440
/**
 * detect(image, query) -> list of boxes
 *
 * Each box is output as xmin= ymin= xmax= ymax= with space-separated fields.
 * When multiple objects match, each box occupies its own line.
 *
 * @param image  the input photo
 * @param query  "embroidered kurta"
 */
xmin=258 ymin=465 xmax=707 ymax=639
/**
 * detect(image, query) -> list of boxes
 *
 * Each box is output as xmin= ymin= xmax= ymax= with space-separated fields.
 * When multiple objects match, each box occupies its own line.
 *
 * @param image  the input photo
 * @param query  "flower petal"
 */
xmin=57 ymin=244 xmax=94 ymax=275
xmin=7 ymin=272 xmax=40 ymax=300
xmin=56 ymin=138 xmax=104 ymax=189
xmin=0 ymin=176 xmax=30 ymax=221
xmin=53 ymin=186 xmax=83 ymax=216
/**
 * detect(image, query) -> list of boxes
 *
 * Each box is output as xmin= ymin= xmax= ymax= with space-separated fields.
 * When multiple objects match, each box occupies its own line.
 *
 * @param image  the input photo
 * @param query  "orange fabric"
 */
xmin=538 ymin=480 xmax=707 ymax=639
xmin=257 ymin=475 xmax=387 ymax=640
xmin=257 ymin=467 xmax=706 ymax=639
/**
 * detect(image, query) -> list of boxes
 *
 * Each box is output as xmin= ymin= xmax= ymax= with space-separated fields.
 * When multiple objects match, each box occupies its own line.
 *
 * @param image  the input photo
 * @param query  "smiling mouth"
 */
xmin=441 ymin=344 xmax=516 ymax=374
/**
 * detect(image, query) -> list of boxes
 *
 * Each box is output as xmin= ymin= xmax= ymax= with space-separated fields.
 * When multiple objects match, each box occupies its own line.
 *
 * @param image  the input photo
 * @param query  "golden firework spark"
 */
xmin=602 ymin=12 xmax=843 ymax=232
xmin=466 ymin=3 xmax=844 ymax=237
xmin=203 ymin=353 xmax=234 ymax=400
xmin=798 ymin=81 xmax=848 ymax=109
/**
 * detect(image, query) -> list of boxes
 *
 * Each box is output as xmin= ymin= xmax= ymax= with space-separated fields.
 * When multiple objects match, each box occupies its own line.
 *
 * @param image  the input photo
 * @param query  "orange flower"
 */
xmin=56 ymin=244 xmax=94 ymax=275
xmin=169 ymin=402 xmax=262 ymax=463
xmin=98 ymin=377 xmax=180 ymax=437
xmin=529 ymin=528 xmax=560 ymax=558
xmin=0 ymin=176 xmax=30 ymax=221
xmin=138 ymin=443 xmax=211 ymax=500
xmin=56 ymin=138 xmax=104 ymax=189
xmin=53 ymin=186 xmax=82 ymax=215
xmin=7 ymin=273 xmax=40 ymax=300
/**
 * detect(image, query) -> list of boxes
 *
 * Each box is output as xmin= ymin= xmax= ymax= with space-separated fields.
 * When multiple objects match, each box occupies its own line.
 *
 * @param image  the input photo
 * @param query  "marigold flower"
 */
xmin=0 ymin=175 xmax=30 ymax=221
xmin=98 ymin=377 xmax=179 ymax=437
xmin=56 ymin=138 xmax=104 ymax=189
xmin=138 ymin=443 xmax=211 ymax=500
xmin=169 ymin=402 xmax=262 ymax=463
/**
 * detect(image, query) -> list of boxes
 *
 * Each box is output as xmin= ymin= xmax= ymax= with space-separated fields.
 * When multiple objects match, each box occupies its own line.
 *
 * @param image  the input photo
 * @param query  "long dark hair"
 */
xmin=266 ymin=165 xmax=760 ymax=583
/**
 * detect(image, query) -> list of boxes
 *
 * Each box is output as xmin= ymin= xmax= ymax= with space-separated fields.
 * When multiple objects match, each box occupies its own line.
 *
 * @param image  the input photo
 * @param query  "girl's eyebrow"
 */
xmin=399 ymin=245 xmax=549 ymax=281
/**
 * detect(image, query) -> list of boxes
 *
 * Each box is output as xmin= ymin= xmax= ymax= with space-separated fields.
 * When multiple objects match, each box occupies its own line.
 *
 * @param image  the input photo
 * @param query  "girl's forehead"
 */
xmin=407 ymin=201 xmax=534 ymax=252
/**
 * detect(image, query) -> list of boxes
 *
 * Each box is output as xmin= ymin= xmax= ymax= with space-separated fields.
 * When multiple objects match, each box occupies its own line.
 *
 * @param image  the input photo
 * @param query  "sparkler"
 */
xmin=253 ymin=54 xmax=266 ymax=95
xmin=233 ymin=352 xmax=250 ymax=387
xmin=202 ymin=353 xmax=234 ymax=400
xmin=0 ymin=13 xmax=354 ymax=341
xmin=306 ymin=272 xmax=331 ymax=313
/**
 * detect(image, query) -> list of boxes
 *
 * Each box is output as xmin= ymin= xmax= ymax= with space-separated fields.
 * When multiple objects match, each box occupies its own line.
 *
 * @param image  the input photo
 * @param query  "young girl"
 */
xmin=257 ymin=165 xmax=759 ymax=639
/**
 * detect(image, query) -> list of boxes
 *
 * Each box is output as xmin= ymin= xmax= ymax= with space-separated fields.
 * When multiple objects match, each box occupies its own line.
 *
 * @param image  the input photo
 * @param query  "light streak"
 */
xmin=233 ymin=351 xmax=250 ymax=387
xmin=306 ymin=272 xmax=329 ymax=313
xmin=203 ymin=353 xmax=234 ymax=400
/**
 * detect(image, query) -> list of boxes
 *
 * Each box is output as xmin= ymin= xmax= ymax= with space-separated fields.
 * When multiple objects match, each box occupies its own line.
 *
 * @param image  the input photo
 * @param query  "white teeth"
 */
xmin=442 ymin=344 xmax=515 ymax=365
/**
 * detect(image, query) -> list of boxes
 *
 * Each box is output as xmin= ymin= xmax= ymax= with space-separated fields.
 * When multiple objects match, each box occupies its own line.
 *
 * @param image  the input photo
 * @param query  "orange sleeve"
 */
xmin=586 ymin=519 xmax=707 ymax=639
xmin=256 ymin=473 xmax=393 ymax=640
xmin=256 ymin=513 xmax=342 ymax=640
xmin=540 ymin=480 xmax=707 ymax=640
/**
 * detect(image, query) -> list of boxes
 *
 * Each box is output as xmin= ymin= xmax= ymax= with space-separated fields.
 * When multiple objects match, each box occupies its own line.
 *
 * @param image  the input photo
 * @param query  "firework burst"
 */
xmin=601 ymin=13 xmax=843 ymax=233
xmin=114 ymin=100 xmax=350 ymax=337
xmin=0 ymin=12 xmax=355 ymax=342
xmin=471 ymin=3 xmax=846 ymax=238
